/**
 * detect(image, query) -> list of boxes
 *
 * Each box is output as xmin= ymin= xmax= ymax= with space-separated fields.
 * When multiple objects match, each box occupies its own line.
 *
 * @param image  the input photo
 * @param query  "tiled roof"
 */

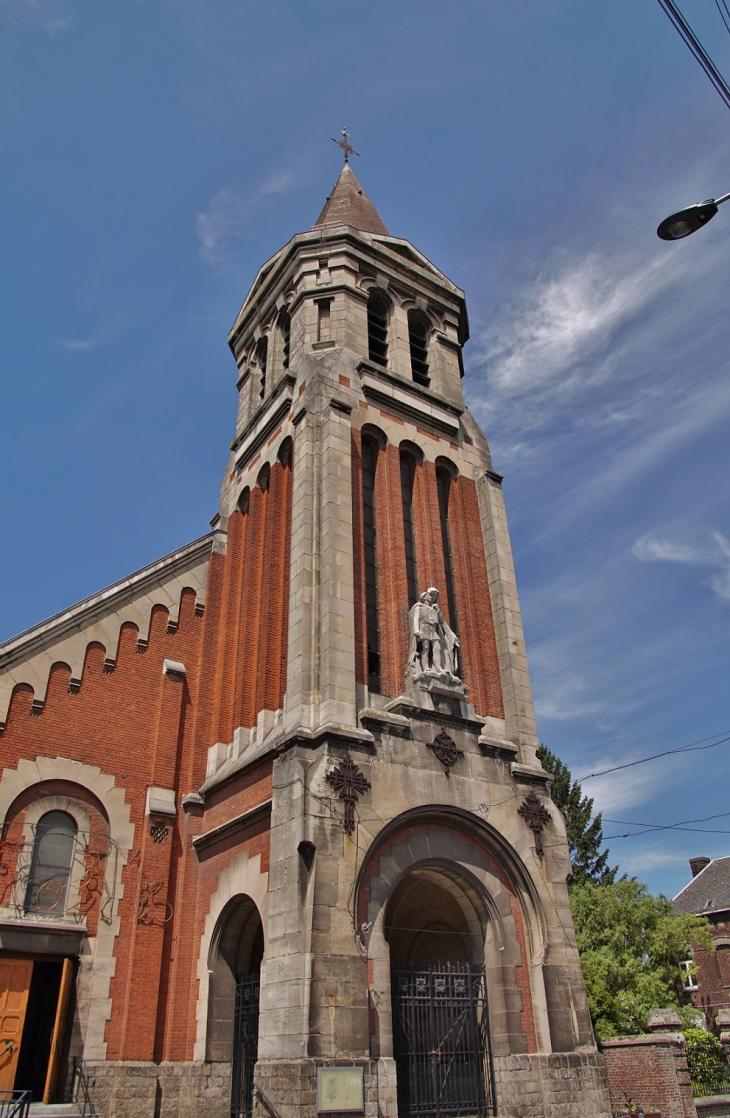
xmin=673 ymin=857 xmax=730 ymax=915
xmin=312 ymin=164 xmax=390 ymax=236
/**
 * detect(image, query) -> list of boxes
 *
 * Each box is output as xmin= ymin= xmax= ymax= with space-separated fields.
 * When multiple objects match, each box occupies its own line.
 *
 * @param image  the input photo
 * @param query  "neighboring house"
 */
xmin=673 ymin=856 xmax=730 ymax=1026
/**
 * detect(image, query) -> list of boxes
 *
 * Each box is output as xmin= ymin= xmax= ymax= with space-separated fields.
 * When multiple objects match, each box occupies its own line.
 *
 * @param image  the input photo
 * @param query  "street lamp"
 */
xmin=657 ymin=191 xmax=730 ymax=240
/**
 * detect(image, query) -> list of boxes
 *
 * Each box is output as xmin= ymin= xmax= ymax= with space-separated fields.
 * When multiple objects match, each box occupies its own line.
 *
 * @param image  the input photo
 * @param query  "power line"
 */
xmin=578 ymin=731 xmax=730 ymax=783
xmin=604 ymin=807 xmax=730 ymax=839
xmin=655 ymin=0 xmax=730 ymax=111
xmin=714 ymin=0 xmax=730 ymax=39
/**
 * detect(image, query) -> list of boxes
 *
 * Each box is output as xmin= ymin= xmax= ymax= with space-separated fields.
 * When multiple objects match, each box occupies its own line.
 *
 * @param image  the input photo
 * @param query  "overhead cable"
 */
xmin=655 ymin=0 xmax=730 ymax=111
xmin=578 ymin=731 xmax=730 ymax=782
xmin=714 ymin=0 xmax=730 ymax=39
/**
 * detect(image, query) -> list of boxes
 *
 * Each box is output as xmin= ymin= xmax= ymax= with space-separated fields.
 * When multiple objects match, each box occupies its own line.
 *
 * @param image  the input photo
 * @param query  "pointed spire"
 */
xmin=312 ymin=164 xmax=390 ymax=236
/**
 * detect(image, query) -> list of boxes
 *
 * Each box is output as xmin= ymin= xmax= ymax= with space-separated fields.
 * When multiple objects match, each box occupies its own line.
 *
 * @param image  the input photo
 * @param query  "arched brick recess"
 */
xmin=0 ymin=756 xmax=134 ymax=1060
xmin=193 ymin=849 xmax=268 ymax=1061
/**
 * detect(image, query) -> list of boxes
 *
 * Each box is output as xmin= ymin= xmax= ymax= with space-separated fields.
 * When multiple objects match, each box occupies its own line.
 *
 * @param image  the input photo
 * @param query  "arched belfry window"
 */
xmin=436 ymin=464 xmax=458 ymax=640
xmin=361 ymin=433 xmax=381 ymax=693
xmin=399 ymin=447 xmax=419 ymax=608
xmin=278 ymin=308 xmax=290 ymax=371
xmin=24 ymin=810 xmax=77 ymax=916
xmin=257 ymin=463 xmax=270 ymax=492
xmin=408 ymin=309 xmax=430 ymax=386
xmin=256 ymin=336 xmax=268 ymax=400
xmin=367 ymin=289 xmax=390 ymax=368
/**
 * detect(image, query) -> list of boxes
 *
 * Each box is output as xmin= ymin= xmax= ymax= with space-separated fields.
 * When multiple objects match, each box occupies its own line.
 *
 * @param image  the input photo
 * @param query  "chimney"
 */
xmin=689 ymin=856 xmax=711 ymax=878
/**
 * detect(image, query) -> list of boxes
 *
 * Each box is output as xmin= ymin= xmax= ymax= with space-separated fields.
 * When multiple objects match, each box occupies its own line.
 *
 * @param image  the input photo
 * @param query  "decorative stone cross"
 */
xmin=427 ymin=730 xmax=464 ymax=778
xmin=326 ymin=754 xmax=371 ymax=835
xmin=517 ymin=792 xmax=552 ymax=855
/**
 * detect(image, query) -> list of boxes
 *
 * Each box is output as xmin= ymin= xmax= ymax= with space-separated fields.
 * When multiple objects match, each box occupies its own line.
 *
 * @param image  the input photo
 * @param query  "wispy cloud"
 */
xmin=196 ymin=169 xmax=298 ymax=264
xmin=587 ymin=759 xmax=671 ymax=815
xmin=475 ymin=250 xmax=669 ymax=405
xmin=57 ymin=322 xmax=120 ymax=352
xmin=0 ymin=0 xmax=73 ymax=30
xmin=633 ymin=530 xmax=730 ymax=603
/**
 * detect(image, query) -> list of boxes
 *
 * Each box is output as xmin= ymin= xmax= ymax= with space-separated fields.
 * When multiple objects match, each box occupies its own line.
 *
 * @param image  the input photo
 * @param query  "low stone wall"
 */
xmin=85 ymin=1060 xmax=231 ymax=1118
xmin=492 ymin=1050 xmax=612 ymax=1118
xmin=600 ymin=1032 xmax=696 ymax=1118
xmin=696 ymin=1096 xmax=730 ymax=1118
xmin=252 ymin=1057 xmax=394 ymax=1118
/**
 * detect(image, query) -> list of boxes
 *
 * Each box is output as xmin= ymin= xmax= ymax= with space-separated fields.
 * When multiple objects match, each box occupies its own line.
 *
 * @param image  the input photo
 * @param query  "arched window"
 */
xmin=436 ymin=466 xmax=458 ymax=641
xmin=408 ymin=309 xmax=430 ymax=386
xmin=24 ymin=811 xmax=77 ymax=916
xmin=256 ymin=336 xmax=268 ymax=400
xmin=367 ymin=289 xmax=390 ymax=368
xmin=399 ymin=448 xmax=419 ymax=608
xmin=278 ymin=308 xmax=290 ymax=371
xmin=361 ymin=434 xmax=381 ymax=693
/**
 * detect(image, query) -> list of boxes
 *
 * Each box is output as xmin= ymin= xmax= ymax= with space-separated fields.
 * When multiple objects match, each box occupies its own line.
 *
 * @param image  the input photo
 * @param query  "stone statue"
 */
xmin=406 ymin=588 xmax=460 ymax=681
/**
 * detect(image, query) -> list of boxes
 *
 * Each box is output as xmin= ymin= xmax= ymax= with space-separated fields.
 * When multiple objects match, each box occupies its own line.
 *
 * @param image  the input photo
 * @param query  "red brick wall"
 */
xmin=448 ymin=476 xmax=504 ymax=718
xmin=374 ymin=444 xmax=411 ymax=698
xmin=350 ymin=435 xmax=504 ymax=716
xmin=0 ymin=433 xmax=291 ymax=1062
xmin=601 ymin=1035 xmax=696 ymax=1118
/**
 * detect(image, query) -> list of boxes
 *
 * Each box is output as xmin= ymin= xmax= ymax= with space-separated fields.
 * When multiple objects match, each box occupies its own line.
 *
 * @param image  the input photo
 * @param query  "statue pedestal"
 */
xmin=394 ymin=671 xmax=471 ymax=720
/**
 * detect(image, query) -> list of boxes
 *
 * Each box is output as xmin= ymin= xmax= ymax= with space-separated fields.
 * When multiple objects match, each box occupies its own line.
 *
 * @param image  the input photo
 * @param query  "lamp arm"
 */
xmin=715 ymin=192 xmax=730 ymax=206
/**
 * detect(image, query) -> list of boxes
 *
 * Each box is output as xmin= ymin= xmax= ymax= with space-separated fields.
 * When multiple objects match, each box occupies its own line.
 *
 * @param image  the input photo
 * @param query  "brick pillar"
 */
xmin=600 ymin=1030 xmax=697 ymax=1118
xmin=212 ymin=509 xmax=247 ymax=745
xmin=374 ymin=444 xmax=410 ymax=697
xmin=448 ymin=476 xmax=504 ymax=718
xmin=412 ymin=460 xmax=447 ymax=618
xmin=236 ymin=484 xmax=267 ymax=729
xmin=118 ymin=662 xmax=186 ymax=1059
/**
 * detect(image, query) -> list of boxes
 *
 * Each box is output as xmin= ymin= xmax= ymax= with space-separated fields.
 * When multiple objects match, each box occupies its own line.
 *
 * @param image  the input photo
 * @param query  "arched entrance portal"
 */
xmin=385 ymin=865 xmax=495 ymax=1118
xmin=207 ymin=895 xmax=264 ymax=1118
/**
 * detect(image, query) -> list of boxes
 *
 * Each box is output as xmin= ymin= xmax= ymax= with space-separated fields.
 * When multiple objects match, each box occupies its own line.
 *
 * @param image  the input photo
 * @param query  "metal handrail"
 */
xmin=0 ymin=1090 xmax=31 ymax=1118
xmin=253 ymin=1085 xmax=283 ymax=1118
xmin=72 ymin=1057 xmax=99 ymax=1118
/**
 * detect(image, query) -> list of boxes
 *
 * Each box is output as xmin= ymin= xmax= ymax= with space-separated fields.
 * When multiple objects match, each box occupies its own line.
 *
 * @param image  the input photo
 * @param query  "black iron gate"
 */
xmin=231 ymin=971 xmax=260 ymax=1118
xmin=391 ymin=964 xmax=495 ymax=1118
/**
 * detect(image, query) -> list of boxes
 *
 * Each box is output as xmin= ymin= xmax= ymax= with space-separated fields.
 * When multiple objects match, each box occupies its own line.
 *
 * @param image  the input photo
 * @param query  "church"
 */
xmin=0 ymin=153 xmax=612 ymax=1118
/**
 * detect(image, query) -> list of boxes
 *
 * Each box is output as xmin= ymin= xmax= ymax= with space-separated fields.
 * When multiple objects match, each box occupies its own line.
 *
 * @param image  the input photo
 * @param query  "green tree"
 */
xmin=569 ymin=879 xmax=712 ymax=1038
xmin=537 ymin=743 xmax=618 ymax=885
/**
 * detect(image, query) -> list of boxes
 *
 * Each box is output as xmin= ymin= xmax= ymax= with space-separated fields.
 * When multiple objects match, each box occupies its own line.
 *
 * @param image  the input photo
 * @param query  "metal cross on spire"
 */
xmin=332 ymin=128 xmax=360 ymax=164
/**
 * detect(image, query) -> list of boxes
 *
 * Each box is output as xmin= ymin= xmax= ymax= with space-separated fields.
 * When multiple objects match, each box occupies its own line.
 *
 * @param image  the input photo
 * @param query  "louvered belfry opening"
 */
xmin=367 ymin=288 xmax=390 ymax=367
xmin=256 ymin=336 xmax=268 ymax=399
xmin=278 ymin=307 xmax=290 ymax=370
xmin=408 ymin=309 xmax=430 ymax=385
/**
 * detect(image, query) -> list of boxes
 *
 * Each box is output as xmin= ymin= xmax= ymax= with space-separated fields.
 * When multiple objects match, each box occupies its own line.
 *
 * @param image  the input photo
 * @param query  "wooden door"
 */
xmin=0 ymin=957 xmax=33 ymax=1093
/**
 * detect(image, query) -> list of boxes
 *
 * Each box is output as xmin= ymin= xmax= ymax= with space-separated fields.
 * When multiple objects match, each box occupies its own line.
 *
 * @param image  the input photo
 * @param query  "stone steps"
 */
xmin=28 ymin=1104 xmax=83 ymax=1118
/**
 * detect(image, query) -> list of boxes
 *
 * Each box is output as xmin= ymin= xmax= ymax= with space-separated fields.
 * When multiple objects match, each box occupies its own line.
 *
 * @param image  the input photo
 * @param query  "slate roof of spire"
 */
xmin=673 ymin=856 xmax=730 ymax=915
xmin=313 ymin=163 xmax=390 ymax=236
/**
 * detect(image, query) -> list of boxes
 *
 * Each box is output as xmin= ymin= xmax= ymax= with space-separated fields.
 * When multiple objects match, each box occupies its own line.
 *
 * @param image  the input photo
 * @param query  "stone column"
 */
xmin=284 ymin=376 xmax=357 ymax=734
xmin=475 ymin=467 xmax=539 ymax=763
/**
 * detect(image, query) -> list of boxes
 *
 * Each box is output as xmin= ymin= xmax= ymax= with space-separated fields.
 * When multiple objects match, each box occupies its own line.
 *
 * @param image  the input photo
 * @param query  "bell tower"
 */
xmin=205 ymin=158 xmax=611 ymax=1118
xmin=0 ymin=154 xmax=612 ymax=1117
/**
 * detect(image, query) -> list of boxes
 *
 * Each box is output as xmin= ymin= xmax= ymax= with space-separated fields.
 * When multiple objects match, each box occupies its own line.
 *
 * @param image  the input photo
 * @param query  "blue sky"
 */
xmin=2 ymin=0 xmax=730 ymax=898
